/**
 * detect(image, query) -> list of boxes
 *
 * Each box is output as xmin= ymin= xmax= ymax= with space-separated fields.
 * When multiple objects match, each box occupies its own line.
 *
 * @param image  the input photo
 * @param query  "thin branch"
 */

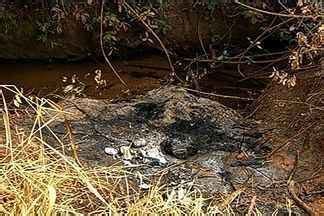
xmin=123 ymin=2 xmax=183 ymax=83
xmin=183 ymin=87 xmax=255 ymax=101
xmin=183 ymin=55 xmax=288 ymax=64
xmin=267 ymin=123 xmax=315 ymax=158
xmin=236 ymin=17 xmax=292 ymax=77
xmin=100 ymin=0 xmax=128 ymax=88
xmin=288 ymin=181 xmax=316 ymax=216
xmin=287 ymin=150 xmax=299 ymax=183
xmin=64 ymin=118 xmax=82 ymax=166
xmin=197 ymin=14 xmax=208 ymax=58
xmin=247 ymin=196 xmax=257 ymax=216
xmin=234 ymin=0 xmax=318 ymax=19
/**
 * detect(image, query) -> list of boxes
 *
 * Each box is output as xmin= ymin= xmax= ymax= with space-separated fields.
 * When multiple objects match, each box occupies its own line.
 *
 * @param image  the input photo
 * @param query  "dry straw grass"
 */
xmin=0 ymin=85 xmax=239 ymax=215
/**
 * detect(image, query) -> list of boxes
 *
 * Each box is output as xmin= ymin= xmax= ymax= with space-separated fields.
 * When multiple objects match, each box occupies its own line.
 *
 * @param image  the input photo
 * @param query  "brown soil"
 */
xmin=251 ymin=68 xmax=324 ymax=214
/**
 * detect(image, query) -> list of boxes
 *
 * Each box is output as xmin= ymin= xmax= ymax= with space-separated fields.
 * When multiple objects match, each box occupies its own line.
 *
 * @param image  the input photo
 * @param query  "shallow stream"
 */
xmin=0 ymin=55 xmax=170 ymax=99
xmin=0 ymin=55 xmax=262 ymax=111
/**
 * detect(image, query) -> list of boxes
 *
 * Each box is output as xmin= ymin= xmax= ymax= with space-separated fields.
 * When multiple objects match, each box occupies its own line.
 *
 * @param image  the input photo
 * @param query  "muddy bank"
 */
xmin=0 ymin=15 xmax=94 ymax=60
xmin=251 ymin=68 xmax=324 ymax=214
xmin=0 ymin=1 xmax=262 ymax=60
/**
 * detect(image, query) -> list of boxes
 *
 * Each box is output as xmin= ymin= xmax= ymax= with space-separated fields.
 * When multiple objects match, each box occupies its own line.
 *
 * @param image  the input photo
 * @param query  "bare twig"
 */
xmin=306 ymin=189 xmax=324 ymax=197
xmin=296 ymin=164 xmax=323 ymax=183
xmin=247 ymin=196 xmax=257 ymax=216
xmin=288 ymin=180 xmax=315 ymax=216
xmin=236 ymin=17 xmax=292 ymax=77
xmin=100 ymin=0 xmax=128 ymax=88
xmin=287 ymin=150 xmax=299 ymax=183
xmin=197 ymin=14 xmax=208 ymax=58
xmin=234 ymin=0 xmax=318 ymax=19
xmin=183 ymin=87 xmax=254 ymax=101
xmin=64 ymin=118 xmax=82 ymax=166
xmin=183 ymin=54 xmax=288 ymax=64
xmin=123 ymin=2 xmax=183 ymax=83
xmin=267 ymin=123 xmax=315 ymax=158
xmin=285 ymin=148 xmax=315 ymax=215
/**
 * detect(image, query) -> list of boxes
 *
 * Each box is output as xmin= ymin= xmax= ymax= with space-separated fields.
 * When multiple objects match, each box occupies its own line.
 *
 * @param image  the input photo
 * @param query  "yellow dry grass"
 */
xmin=0 ymin=85 xmax=239 ymax=215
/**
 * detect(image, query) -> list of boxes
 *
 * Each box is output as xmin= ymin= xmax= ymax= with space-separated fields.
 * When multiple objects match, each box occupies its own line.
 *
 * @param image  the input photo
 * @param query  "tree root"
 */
xmin=288 ymin=180 xmax=316 ymax=216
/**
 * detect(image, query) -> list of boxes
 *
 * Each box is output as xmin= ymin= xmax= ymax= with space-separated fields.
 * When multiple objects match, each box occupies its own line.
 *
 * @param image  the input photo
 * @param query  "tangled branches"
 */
xmin=269 ymin=1 xmax=322 ymax=87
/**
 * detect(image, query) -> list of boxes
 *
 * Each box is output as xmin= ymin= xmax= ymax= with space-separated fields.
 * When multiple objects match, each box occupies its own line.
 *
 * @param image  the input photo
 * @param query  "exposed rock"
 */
xmin=104 ymin=147 xmax=118 ymax=156
xmin=50 ymin=88 xmax=265 ymax=170
xmin=51 ymin=86 xmax=266 ymax=163
xmin=44 ymin=85 xmax=303 ymax=213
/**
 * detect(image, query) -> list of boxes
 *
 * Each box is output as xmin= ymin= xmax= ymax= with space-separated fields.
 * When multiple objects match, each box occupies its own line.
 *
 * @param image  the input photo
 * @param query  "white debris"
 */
xmin=135 ymin=171 xmax=150 ymax=190
xmin=144 ymin=147 xmax=167 ymax=165
xmin=104 ymin=147 xmax=118 ymax=156
xmin=139 ymin=182 xmax=150 ymax=190
xmin=120 ymin=146 xmax=133 ymax=160
xmin=133 ymin=138 xmax=147 ymax=148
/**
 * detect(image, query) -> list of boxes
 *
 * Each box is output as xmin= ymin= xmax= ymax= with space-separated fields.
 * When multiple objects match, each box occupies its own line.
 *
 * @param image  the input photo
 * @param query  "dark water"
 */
xmin=0 ymin=55 xmax=261 ymax=111
xmin=0 ymin=55 xmax=169 ymax=99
